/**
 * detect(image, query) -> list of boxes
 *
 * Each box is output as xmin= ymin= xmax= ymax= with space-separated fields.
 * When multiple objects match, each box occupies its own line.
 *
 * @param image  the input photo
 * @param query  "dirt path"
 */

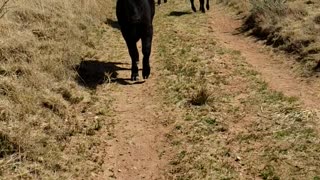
xmin=97 ymin=42 xmax=173 ymax=179
xmin=100 ymin=76 xmax=166 ymax=179
xmin=208 ymin=4 xmax=320 ymax=110
xmin=101 ymin=74 xmax=169 ymax=179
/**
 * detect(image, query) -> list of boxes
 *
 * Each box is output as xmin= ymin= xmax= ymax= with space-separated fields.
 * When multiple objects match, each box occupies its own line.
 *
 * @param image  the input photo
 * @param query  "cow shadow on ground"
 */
xmin=168 ymin=11 xmax=192 ymax=17
xmin=75 ymin=60 xmax=145 ymax=89
xmin=105 ymin=18 xmax=120 ymax=30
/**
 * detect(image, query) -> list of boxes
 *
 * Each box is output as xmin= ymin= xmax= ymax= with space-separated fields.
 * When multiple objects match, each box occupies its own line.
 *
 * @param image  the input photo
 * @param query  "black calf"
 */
xmin=191 ymin=0 xmax=210 ymax=13
xmin=116 ymin=0 xmax=155 ymax=80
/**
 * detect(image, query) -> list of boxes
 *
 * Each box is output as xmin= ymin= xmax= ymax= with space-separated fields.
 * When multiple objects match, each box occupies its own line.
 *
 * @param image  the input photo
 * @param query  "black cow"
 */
xmin=191 ymin=0 xmax=210 ymax=13
xmin=116 ymin=0 xmax=155 ymax=80
xmin=157 ymin=0 xmax=209 ymax=13
xmin=157 ymin=0 xmax=167 ymax=5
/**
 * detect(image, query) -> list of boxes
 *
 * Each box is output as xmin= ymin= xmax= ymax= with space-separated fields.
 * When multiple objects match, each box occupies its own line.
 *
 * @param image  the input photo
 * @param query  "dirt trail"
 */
xmin=98 ymin=50 xmax=172 ymax=179
xmin=209 ymin=5 xmax=320 ymax=110
xmin=101 ymin=79 xmax=168 ymax=179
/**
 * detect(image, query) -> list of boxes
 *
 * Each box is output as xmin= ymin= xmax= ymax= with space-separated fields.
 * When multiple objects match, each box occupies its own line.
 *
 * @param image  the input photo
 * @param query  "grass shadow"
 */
xmin=105 ymin=18 xmax=120 ymax=30
xmin=75 ymin=60 xmax=144 ymax=89
xmin=168 ymin=11 xmax=192 ymax=17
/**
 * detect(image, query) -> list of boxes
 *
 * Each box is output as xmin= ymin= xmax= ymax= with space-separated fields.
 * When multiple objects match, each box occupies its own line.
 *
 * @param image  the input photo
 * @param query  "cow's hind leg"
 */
xmin=200 ymin=0 xmax=205 ymax=13
xmin=206 ymin=0 xmax=209 ymax=10
xmin=190 ymin=0 xmax=196 ymax=12
xmin=126 ymin=40 xmax=139 ymax=81
xmin=141 ymin=26 xmax=153 ymax=79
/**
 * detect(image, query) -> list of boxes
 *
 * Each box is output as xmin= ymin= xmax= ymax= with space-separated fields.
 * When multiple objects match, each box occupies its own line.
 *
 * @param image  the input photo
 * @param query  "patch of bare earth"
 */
xmin=209 ymin=4 xmax=320 ymax=110
xmin=101 ymin=79 xmax=167 ymax=179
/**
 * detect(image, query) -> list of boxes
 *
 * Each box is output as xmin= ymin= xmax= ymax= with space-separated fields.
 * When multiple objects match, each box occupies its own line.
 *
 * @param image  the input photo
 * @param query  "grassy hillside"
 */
xmin=0 ymin=0 xmax=113 ymax=178
xmin=217 ymin=0 xmax=320 ymax=74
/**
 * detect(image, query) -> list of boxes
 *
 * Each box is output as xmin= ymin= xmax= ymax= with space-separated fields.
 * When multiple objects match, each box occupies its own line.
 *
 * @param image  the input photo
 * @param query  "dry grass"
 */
xmin=189 ymin=86 xmax=211 ymax=106
xmin=217 ymin=0 xmax=320 ymax=74
xmin=0 ymin=0 xmax=114 ymax=178
xmin=155 ymin=1 xmax=320 ymax=179
xmin=0 ymin=0 xmax=10 ymax=18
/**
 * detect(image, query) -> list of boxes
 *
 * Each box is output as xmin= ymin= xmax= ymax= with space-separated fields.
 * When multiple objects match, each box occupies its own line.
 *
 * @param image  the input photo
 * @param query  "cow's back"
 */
xmin=116 ymin=0 xmax=155 ymax=26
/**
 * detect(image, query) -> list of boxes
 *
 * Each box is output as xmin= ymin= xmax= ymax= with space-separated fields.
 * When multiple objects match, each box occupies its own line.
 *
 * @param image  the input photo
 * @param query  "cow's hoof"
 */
xmin=131 ymin=76 xmax=139 ymax=81
xmin=142 ymin=68 xmax=150 ymax=79
xmin=206 ymin=5 xmax=210 ymax=10
xmin=143 ymin=74 xmax=149 ymax=79
xmin=131 ymin=73 xmax=139 ymax=81
xmin=192 ymin=7 xmax=196 ymax=12
xmin=142 ymin=73 xmax=150 ymax=79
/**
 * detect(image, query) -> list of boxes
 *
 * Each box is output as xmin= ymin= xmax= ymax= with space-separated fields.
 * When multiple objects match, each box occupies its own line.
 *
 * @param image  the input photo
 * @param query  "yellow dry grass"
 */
xmin=0 ymin=0 xmax=114 ymax=178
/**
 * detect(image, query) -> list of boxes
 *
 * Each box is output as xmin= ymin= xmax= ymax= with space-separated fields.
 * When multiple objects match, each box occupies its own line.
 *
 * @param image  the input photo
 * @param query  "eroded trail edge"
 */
xmin=209 ymin=4 xmax=320 ymax=110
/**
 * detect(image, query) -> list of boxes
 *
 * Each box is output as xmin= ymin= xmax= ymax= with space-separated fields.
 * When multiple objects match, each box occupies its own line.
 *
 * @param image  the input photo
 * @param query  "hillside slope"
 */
xmin=218 ymin=0 xmax=320 ymax=74
xmin=0 ymin=0 xmax=113 ymax=178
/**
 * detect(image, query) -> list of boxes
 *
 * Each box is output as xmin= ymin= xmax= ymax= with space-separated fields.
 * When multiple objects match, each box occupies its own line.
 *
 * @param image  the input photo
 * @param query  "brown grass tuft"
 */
xmin=314 ymin=14 xmax=320 ymax=24
xmin=190 ymin=86 xmax=211 ymax=106
xmin=0 ymin=132 xmax=19 ymax=158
